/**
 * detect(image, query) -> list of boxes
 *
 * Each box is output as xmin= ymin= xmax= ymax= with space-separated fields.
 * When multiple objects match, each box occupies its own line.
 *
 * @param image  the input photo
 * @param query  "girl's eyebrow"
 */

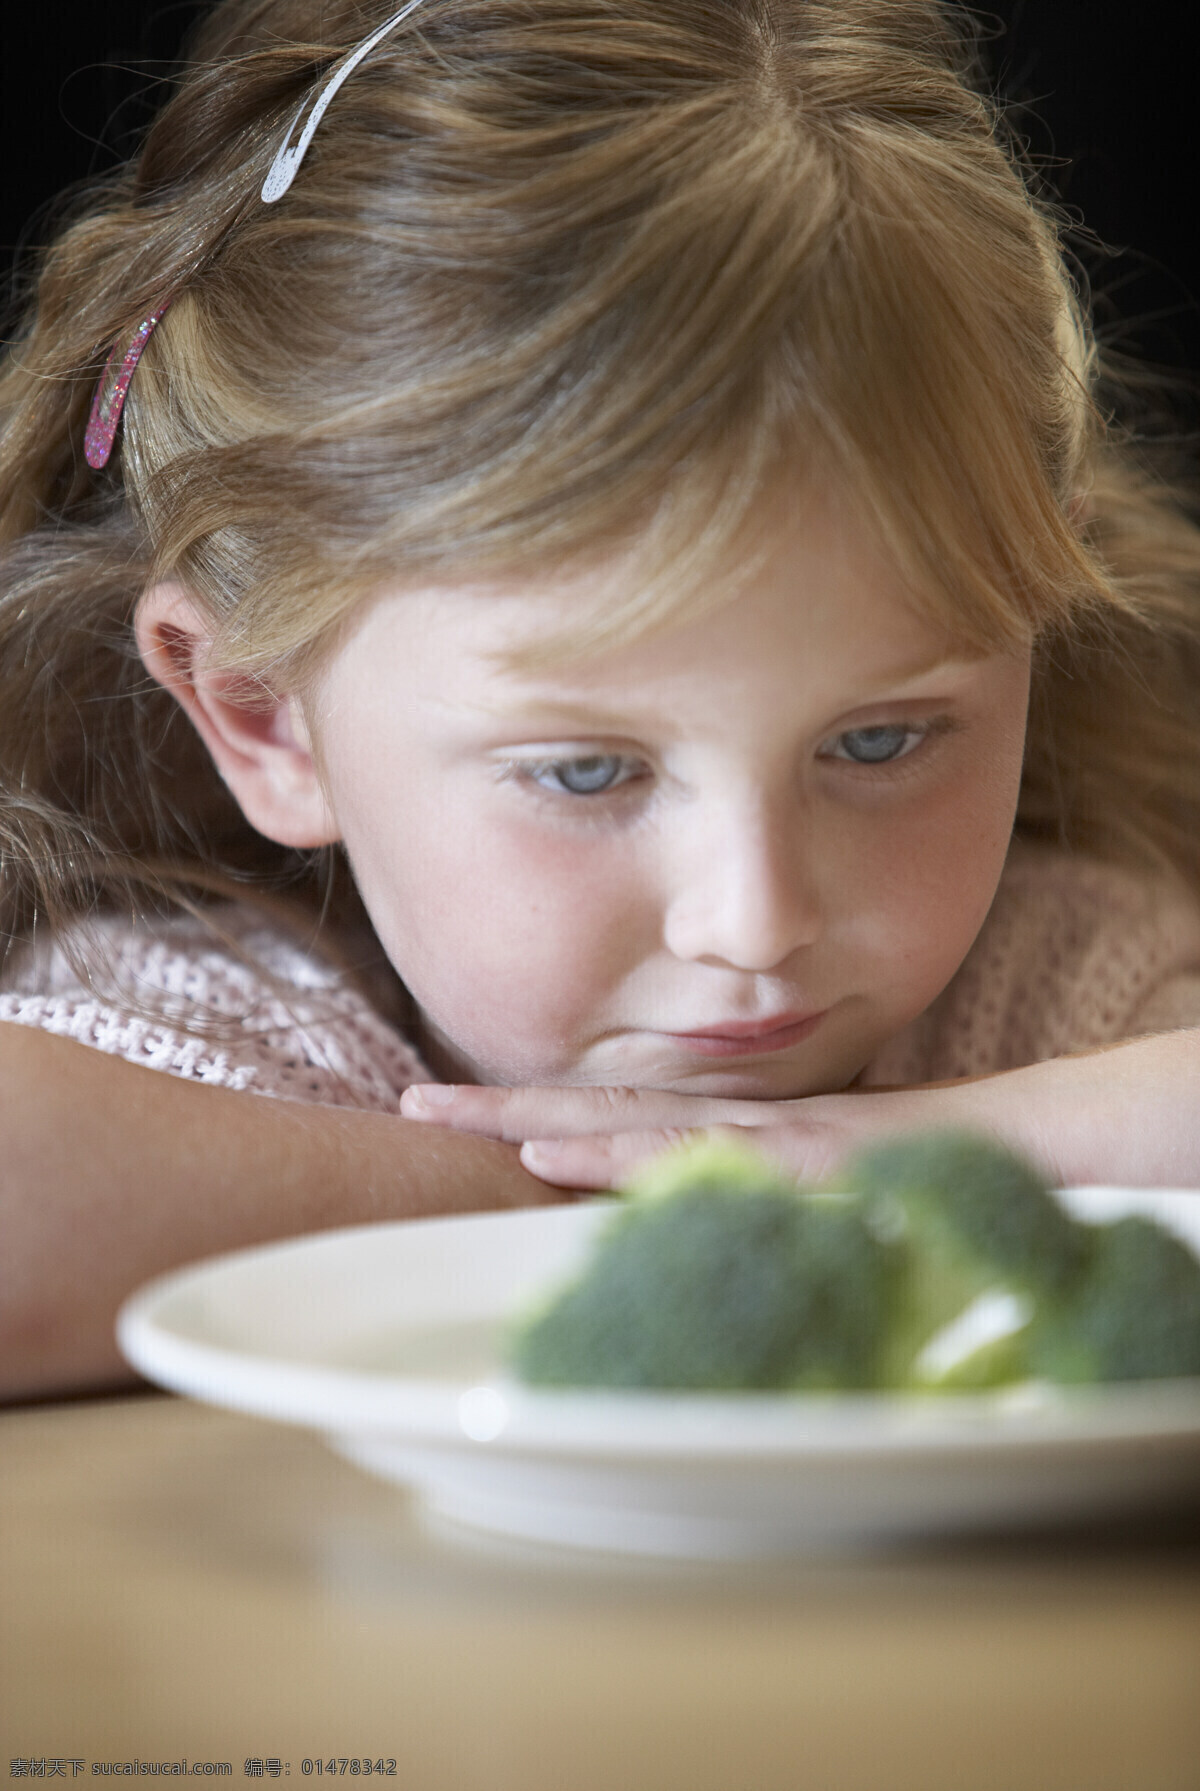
xmin=450 ymin=695 xmax=658 ymax=731
xmin=853 ymin=652 xmax=990 ymax=696
xmin=451 ymin=655 xmax=985 ymax=731
xmin=503 ymin=651 xmax=987 ymax=707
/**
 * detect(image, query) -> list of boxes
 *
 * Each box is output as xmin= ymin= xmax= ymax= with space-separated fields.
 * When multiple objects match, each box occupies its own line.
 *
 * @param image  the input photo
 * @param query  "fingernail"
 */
xmin=403 ymin=1083 xmax=456 ymax=1113
xmin=521 ymin=1139 xmax=564 ymax=1166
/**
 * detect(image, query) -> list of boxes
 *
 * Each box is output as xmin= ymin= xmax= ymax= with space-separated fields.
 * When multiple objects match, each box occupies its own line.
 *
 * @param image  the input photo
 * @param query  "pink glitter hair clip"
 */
xmin=84 ymin=304 xmax=171 ymax=470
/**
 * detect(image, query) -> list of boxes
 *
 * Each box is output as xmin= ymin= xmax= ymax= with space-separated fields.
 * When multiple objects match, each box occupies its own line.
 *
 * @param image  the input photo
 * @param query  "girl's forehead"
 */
xmin=341 ymin=497 xmax=991 ymax=713
xmin=364 ymin=477 xmax=892 ymax=648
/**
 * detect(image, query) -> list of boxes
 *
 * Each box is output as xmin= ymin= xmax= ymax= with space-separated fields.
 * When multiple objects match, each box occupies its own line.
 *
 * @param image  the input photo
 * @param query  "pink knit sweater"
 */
xmin=3 ymin=844 xmax=1200 ymax=1106
xmin=0 ymin=904 xmax=431 ymax=1110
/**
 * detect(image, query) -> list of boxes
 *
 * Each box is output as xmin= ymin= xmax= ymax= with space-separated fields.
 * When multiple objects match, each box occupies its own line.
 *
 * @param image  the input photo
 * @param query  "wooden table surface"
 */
xmin=2 ymin=1392 xmax=1200 ymax=1791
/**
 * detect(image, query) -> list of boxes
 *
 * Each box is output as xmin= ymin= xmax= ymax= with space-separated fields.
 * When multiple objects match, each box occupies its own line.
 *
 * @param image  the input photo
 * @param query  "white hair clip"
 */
xmin=262 ymin=0 xmax=431 ymax=204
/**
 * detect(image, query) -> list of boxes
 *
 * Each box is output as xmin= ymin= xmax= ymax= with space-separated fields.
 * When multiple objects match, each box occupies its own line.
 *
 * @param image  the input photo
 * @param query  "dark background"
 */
xmin=2 ymin=3 xmax=1195 ymax=389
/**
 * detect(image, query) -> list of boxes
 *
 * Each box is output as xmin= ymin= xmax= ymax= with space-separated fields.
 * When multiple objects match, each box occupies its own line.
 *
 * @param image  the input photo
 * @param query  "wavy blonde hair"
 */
xmin=2 ymin=0 xmax=1200 ymax=976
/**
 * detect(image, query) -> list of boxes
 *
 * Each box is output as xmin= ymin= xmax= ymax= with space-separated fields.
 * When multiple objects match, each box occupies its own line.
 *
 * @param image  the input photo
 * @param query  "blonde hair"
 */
xmin=3 ymin=0 xmax=1200 ymax=972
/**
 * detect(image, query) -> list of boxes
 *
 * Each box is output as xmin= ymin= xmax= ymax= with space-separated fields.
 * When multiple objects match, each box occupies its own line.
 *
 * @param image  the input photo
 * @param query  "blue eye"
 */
xmin=533 ymin=755 xmax=630 ymax=795
xmin=827 ymin=725 xmax=920 ymax=765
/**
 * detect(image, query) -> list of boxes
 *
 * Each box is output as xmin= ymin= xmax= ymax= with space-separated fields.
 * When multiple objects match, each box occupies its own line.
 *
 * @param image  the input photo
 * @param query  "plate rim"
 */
xmin=116 ymin=1186 xmax=1200 ymax=1461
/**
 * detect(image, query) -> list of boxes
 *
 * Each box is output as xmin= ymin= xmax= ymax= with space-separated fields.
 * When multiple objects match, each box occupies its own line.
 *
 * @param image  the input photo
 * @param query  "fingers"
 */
xmin=519 ymin=1128 xmax=695 ymax=1191
xmin=399 ymin=1074 xmax=1067 ymax=1192
xmin=398 ymin=1079 xmax=947 ymax=1187
xmin=399 ymin=1081 xmax=761 ymax=1143
xmin=518 ymin=1120 xmax=851 ymax=1192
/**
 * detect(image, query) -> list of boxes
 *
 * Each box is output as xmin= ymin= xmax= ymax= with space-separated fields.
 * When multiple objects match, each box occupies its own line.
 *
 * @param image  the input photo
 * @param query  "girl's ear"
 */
xmin=135 ymin=582 xmax=340 ymax=848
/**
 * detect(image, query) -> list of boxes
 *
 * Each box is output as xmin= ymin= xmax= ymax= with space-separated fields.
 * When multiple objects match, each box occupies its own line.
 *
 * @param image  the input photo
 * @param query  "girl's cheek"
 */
xmin=824 ymin=760 xmax=1016 ymax=962
xmin=401 ymin=814 xmax=643 ymax=987
xmin=489 ymin=810 xmax=648 ymax=913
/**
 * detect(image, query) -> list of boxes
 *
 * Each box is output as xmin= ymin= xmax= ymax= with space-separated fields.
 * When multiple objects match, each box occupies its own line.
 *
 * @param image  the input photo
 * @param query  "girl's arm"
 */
xmin=396 ymin=1028 xmax=1200 ymax=1193
xmin=0 ymin=1026 xmax=556 ymax=1402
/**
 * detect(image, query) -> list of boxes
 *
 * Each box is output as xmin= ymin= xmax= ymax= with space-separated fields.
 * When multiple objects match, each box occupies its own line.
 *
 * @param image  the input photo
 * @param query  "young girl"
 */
xmin=4 ymin=0 xmax=1200 ymax=1399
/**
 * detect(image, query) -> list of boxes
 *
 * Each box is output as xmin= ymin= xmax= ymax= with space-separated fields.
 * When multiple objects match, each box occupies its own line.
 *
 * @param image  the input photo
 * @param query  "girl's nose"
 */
xmin=661 ymin=799 xmax=822 ymax=972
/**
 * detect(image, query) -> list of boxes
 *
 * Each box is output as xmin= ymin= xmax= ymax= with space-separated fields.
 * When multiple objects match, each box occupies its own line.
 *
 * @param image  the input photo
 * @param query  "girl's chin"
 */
xmin=574 ymin=1045 xmax=861 ymax=1102
xmin=412 ymin=1020 xmax=872 ymax=1099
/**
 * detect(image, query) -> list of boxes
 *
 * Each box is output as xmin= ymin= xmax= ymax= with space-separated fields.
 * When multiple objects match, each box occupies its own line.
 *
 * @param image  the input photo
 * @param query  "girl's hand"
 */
xmin=404 ymin=1076 xmax=991 ymax=1186
xmin=399 ymin=1029 xmax=1200 ymax=1192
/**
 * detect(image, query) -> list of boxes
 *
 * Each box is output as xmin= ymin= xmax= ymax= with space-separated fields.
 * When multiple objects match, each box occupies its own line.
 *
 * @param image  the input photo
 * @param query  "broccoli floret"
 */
xmin=832 ymin=1129 xmax=1091 ymax=1386
xmin=836 ymin=1129 xmax=1087 ymax=1298
xmin=1029 ymin=1215 xmax=1200 ymax=1384
xmin=507 ymin=1138 xmax=897 ymax=1391
xmin=779 ymin=1196 xmax=901 ymax=1390
xmin=506 ymin=1130 xmax=1200 ymax=1396
xmin=919 ymin=1319 xmax=1032 ymax=1392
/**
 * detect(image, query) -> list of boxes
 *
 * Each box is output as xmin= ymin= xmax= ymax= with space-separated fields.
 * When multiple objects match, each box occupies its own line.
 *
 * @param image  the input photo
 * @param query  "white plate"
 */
xmin=117 ymin=1187 xmax=1200 ymax=1558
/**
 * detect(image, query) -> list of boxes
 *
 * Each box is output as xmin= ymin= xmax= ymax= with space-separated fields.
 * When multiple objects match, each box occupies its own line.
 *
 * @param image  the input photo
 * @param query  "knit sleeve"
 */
xmin=1122 ymin=972 xmax=1200 ymax=1038
xmin=0 ymin=906 xmax=433 ymax=1111
xmin=859 ymin=846 xmax=1200 ymax=1087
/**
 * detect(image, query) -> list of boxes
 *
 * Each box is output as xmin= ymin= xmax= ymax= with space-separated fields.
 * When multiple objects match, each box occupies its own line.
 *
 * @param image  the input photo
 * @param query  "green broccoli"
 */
xmin=1029 ymin=1215 xmax=1200 ymax=1384
xmin=507 ymin=1137 xmax=897 ymax=1391
xmin=832 ymin=1129 xmax=1092 ymax=1387
xmin=506 ymin=1129 xmax=1200 ymax=1395
xmin=835 ymin=1129 xmax=1088 ymax=1297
